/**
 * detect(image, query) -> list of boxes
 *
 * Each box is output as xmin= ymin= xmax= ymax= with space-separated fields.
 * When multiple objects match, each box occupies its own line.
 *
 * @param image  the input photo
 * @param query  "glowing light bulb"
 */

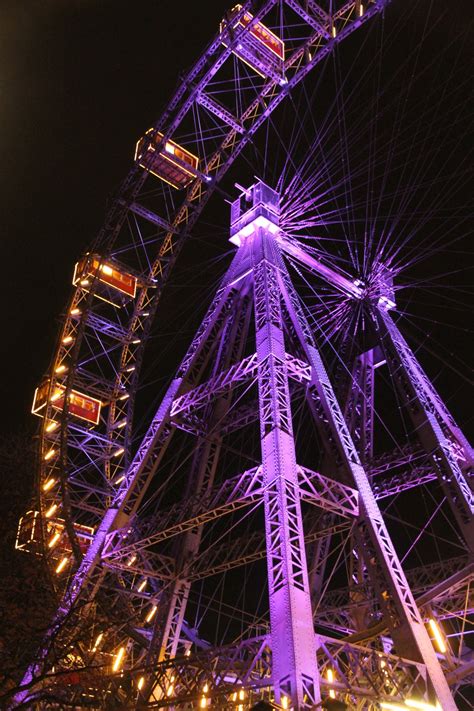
xmin=126 ymin=555 xmax=137 ymax=567
xmin=55 ymin=364 xmax=67 ymax=374
xmin=70 ymin=308 xmax=81 ymax=316
xmin=55 ymin=556 xmax=68 ymax=574
xmin=92 ymin=632 xmax=103 ymax=651
xmin=428 ymin=618 xmax=447 ymax=654
xmin=282 ymin=696 xmax=289 ymax=709
xmin=112 ymin=646 xmax=125 ymax=672
xmin=62 ymin=335 xmax=74 ymax=344
xmin=200 ymin=697 xmax=207 ymax=708
xmin=44 ymin=448 xmax=57 ymax=461
xmin=113 ymin=447 xmax=125 ymax=457
xmin=332 ymin=25 xmax=336 ymax=38
xmin=101 ymin=264 xmax=113 ymax=276
xmin=167 ymin=684 xmax=174 ymax=697
xmin=43 ymin=478 xmax=56 ymax=491
xmin=48 ymin=532 xmax=61 ymax=548
xmin=203 ymin=683 xmax=209 ymax=694
xmin=146 ymin=605 xmax=157 ymax=623
xmin=238 ymin=689 xmax=245 ymax=701
xmin=326 ymin=668 xmax=335 ymax=699
xmin=137 ymin=676 xmax=145 ymax=690
xmin=46 ymin=421 xmax=58 ymax=433
xmin=137 ymin=579 xmax=147 ymax=592
xmin=45 ymin=503 xmax=58 ymax=518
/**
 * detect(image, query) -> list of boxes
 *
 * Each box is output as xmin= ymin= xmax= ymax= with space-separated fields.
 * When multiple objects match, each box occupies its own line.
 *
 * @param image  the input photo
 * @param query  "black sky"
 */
xmin=0 ymin=0 xmax=472 ymax=438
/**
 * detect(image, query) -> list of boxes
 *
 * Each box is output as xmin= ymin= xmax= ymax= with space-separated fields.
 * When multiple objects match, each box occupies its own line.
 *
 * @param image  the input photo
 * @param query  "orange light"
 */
xmin=55 ymin=556 xmax=68 ymax=574
xmin=43 ymin=478 xmax=56 ymax=491
xmin=113 ymin=448 xmax=125 ymax=457
xmin=112 ymin=646 xmax=126 ymax=672
xmin=44 ymin=448 xmax=57 ymax=461
xmin=45 ymin=421 xmax=58 ymax=433
xmin=282 ymin=696 xmax=289 ymax=709
xmin=146 ymin=605 xmax=157 ymax=623
xmin=238 ymin=689 xmax=245 ymax=701
xmin=45 ymin=503 xmax=58 ymax=518
xmin=200 ymin=697 xmax=207 ymax=708
xmin=127 ymin=555 xmax=137 ymax=567
xmin=48 ymin=532 xmax=61 ymax=548
xmin=137 ymin=676 xmax=145 ymax=690
xmin=70 ymin=307 xmax=81 ymax=316
xmin=428 ymin=618 xmax=447 ymax=654
xmin=55 ymin=364 xmax=67 ymax=374
xmin=62 ymin=335 xmax=74 ymax=344
xmin=137 ymin=579 xmax=147 ymax=592
xmin=332 ymin=26 xmax=336 ymax=38
xmin=92 ymin=632 xmax=103 ymax=652
xmin=327 ymin=668 xmax=335 ymax=699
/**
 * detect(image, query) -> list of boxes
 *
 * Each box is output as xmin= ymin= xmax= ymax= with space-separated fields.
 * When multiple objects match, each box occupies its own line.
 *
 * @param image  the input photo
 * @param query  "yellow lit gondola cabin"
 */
xmin=32 ymin=380 xmax=102 ymax=426
xmin=73 ymin=254 xmax=137 ymax=305
xmin=135 ymin=130 xmax=199 ymax=189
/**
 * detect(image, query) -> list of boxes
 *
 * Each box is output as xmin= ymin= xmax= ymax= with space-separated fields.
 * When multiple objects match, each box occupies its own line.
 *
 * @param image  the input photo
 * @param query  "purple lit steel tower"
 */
xmin=16 ymin=180 xmax=472 ymax=710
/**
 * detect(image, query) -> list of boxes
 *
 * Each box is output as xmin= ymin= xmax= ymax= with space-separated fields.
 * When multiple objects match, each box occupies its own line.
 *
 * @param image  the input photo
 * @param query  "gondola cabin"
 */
xmin=16 ymin=510 xmax=93 ymax=556
xmin=32 ymin=380 xmax=102 ymax=426
xmin=220 ymin=5 xmax=285 ymax=80
xmin=73 ymin=254 xmax=137 ymax=306
xmin=135 ymin=130 xmax=199 ymax=189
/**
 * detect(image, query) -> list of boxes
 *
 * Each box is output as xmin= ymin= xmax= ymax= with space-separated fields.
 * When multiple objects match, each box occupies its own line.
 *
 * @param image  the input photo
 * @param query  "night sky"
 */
xmin=1 ymin=1 xmax=472 ymax=441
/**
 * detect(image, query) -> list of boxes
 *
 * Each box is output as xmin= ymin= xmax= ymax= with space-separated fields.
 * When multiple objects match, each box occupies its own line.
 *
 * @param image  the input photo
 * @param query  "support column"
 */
xmin=276 ymin=260 xmax=458 ymax=710
xmin=252 ymin=232 xmax=320 ymax=709
xmin=375 ymin=307 xmax=474 ymax=551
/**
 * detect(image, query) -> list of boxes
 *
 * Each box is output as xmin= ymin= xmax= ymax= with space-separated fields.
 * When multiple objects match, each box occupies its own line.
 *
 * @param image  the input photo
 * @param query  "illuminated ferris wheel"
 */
xmin=14 ymin=2 xmax=473 ymax=709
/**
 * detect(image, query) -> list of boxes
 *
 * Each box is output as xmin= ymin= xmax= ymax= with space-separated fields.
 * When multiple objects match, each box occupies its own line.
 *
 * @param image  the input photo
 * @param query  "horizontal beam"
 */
xmin=278 ymin=234 xmax=363 ymax=299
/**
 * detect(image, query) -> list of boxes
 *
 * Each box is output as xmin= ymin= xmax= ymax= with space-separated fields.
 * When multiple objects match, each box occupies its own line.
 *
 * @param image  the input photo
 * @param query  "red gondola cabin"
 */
xmin=135 ymin=130 xmax=199 ymax=189
xmin=32 ymin=380 xmax=102 ymax=426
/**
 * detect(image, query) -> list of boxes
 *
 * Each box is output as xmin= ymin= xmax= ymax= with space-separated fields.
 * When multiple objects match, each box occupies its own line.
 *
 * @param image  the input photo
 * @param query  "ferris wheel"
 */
xmin=13 ymin=1 xmax=474 ymax=709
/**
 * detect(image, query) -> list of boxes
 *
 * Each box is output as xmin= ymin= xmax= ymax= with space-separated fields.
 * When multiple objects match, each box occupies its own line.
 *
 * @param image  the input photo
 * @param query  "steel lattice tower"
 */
xmin=12 ymin=2 xmax=473 ymax=710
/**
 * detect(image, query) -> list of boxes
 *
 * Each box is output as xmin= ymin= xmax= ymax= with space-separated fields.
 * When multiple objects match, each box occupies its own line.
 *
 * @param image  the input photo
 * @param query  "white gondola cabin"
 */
xmin=135 ymin=130 xmax=199 ymax=189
